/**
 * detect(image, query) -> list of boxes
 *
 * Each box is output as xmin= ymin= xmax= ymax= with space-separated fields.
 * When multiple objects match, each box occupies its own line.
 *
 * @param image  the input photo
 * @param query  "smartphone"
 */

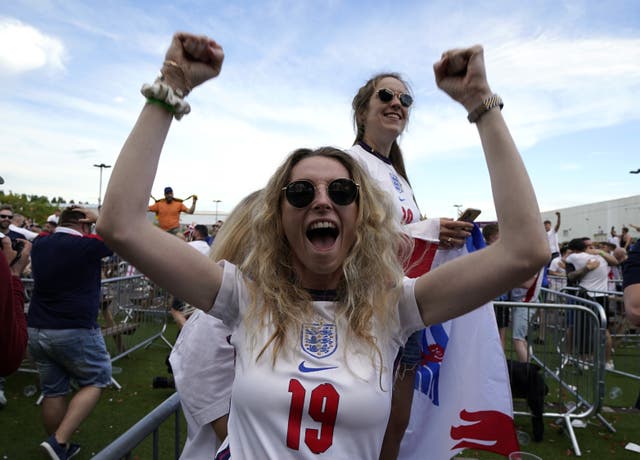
xmin=457 ymin=208 xmax=481 ymax=223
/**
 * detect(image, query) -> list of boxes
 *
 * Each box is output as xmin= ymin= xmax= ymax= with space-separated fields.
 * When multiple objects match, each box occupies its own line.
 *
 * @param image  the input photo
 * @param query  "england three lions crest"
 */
xmin=301 ymin=322 xmax=337 ymax=358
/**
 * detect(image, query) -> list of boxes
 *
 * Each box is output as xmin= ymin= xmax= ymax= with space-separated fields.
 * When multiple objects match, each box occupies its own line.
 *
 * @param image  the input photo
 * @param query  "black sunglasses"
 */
xmin=282 ymin=178 xmax=359 ymax=208
xmin=377 ymin=88 xmax=413 ymax=108
xmin=0 ymin=214 xmax=13 ymax=220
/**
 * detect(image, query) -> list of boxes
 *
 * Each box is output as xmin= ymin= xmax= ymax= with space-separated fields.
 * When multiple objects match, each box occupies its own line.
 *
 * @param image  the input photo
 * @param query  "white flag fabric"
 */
xmin=398 ymin=228 xmax=519 ymax=459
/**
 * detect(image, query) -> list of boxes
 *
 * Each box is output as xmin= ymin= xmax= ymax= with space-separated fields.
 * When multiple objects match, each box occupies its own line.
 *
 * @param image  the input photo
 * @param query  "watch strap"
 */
xmin=467 ymin=94 xmax=503 ymax=123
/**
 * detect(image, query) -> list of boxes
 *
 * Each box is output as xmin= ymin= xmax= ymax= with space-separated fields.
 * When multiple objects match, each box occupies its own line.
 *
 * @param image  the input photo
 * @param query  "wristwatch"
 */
xmin=467 ymin=94 xmax=503 ymax=123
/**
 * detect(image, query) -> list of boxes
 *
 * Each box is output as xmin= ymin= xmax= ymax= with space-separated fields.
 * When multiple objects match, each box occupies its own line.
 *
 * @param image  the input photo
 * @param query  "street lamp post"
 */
xmin=213 ymin=200 xmax=222 ymax=221
xmin=93 ymin=163 xmax=112 ymax=209
xmin=453 ymin=204 xmax=463 ymax=217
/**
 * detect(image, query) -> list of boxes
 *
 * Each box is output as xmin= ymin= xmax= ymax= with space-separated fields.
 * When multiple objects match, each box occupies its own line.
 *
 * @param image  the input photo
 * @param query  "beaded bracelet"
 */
xmin=140 ymin=80 xmax=191 ymax=120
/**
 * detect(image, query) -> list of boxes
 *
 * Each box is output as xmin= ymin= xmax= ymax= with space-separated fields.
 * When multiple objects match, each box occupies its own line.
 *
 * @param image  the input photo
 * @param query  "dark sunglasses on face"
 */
xmin=377 ymin=88 xmax=413 ymax=108
xmin=282 ymin=178 xmax=359 ymax=208
xmin=0 ymin=214 xmax=13 ymax=220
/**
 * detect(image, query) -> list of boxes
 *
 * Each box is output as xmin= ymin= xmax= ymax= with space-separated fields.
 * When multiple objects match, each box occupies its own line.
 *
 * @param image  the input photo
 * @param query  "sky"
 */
xmin=1 ymin=0 xmax=639 ymax=220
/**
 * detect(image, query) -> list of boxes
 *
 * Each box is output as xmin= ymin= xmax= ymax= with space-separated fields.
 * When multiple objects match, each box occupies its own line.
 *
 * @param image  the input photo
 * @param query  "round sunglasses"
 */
xmin=377 ymin=88 xmax=413 ymax=108
xmin=282 ymin=178 xmax=359 ymax=208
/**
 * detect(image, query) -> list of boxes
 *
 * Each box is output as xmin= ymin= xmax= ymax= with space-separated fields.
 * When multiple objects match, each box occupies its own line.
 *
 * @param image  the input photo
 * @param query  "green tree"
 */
xmin=0 ymin=191 xmax=57 ymax=225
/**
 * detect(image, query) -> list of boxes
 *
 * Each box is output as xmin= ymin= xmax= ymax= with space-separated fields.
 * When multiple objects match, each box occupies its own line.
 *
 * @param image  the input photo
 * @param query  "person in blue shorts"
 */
xmin=28 ymin=206 xmax=113 ymax=460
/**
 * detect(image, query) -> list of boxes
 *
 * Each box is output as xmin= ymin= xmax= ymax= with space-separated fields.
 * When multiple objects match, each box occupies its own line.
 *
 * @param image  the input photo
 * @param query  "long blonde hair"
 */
xmin=240 ymin=147 xmax=409 ymax=369
xmin=209 ymin=190 xmax=262 ymax=266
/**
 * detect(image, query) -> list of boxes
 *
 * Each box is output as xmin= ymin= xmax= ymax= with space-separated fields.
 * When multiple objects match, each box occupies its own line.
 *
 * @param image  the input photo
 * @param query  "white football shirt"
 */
xmin=209 ymin=262 xmax=424 ymax=459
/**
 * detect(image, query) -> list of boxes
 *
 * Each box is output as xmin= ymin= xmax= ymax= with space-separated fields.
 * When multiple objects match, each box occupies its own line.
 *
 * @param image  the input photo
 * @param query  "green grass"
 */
xmin=1 ymin=322 xmax=638 ymax=459
xmin=454 ymin=338 xmax=640 ymax=459
xmin=0 ymin=324 xmax=185 ymax=459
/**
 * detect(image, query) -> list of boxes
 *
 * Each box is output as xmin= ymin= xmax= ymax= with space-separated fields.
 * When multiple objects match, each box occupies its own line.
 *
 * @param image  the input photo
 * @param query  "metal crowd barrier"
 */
xmin=100 ymin=274 xmax=173 ymax=388
xmin=547 ymin=274 xmax=567 ymax=292
xmin=558 ymin=286 xmax=639 ymax=382
xmin=496 ymin=289 xmax=613 ymax=457
xmin=92 ymin=392 xmax=182 ymax=460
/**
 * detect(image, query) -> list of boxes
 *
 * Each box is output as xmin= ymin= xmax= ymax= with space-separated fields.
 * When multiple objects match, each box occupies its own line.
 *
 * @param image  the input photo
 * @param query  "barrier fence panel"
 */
xmin=496 ymin=291 xmax=611 ymax=457
xmin=92 ymin=392 xmax=182 ymax=460
xmin=547 ymin=274 xmax=567 ymax=292
xmin=100 ymin=275 xmax=172 ymax=365
xmin=556 ymin=286 xmax=640 ymax=382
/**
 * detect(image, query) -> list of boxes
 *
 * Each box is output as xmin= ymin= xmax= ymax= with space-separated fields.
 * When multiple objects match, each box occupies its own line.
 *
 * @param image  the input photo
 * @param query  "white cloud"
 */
xmin=1 ymin=1 xmax=639 ymax=217
xmin=0 ymin=17 xmax=66 ymax=74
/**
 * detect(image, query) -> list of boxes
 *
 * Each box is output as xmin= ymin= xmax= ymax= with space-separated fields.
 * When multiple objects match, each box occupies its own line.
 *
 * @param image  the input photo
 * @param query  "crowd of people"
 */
xmin=1 ymin=31 xmax=639 ymax=460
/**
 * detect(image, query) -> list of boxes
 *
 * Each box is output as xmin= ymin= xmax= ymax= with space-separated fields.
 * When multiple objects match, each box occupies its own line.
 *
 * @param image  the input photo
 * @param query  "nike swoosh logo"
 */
xmin=298 ymin=361 xmax=338 ymax=373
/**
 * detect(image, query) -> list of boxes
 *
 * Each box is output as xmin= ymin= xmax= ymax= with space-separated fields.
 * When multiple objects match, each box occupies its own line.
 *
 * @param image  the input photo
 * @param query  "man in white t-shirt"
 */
xmin=187 ymin=225 xmax=211 ymax=256
xmin=548 ymin=246 xmax=569 ymax=276
xmin=608 ymin=227 xmax=620 ymax=248
xmin=46 ymin=209 xmax=61 ymax=225
xmin=544 ymin=211 xmax=561 ymax=260
xmin=566 ymin=238 xmax=618 ymax=370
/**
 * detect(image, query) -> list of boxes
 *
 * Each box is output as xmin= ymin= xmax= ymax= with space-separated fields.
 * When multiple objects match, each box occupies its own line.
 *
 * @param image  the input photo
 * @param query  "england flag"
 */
xmin=398 ymin=222 xmax=519 ymax=459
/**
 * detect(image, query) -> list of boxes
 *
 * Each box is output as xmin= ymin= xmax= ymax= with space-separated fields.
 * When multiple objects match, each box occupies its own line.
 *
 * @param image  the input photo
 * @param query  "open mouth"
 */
xmin=306 ymin=221 xmax=339 ymax=250
xmin=385 ymin=112 xmax=402 ymax=120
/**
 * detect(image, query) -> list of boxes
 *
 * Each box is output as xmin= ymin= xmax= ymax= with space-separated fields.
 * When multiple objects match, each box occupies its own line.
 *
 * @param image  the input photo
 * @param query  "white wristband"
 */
xmin=141 ymin=80 xmax=191 ymax=120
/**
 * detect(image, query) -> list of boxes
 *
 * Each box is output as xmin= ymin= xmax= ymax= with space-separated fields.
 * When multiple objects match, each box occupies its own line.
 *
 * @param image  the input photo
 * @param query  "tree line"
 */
xmin=0 ymin=191 xmax=89 ymax=225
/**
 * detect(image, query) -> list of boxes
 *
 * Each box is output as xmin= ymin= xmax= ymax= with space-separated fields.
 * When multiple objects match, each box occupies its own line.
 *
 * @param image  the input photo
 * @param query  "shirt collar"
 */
xmin=306 ymin=289 xmax=338 ymax=302
xmin=54 ymin=226 xmax=84 ymax=237
xmin=357 ymin=141 xmax=392 ymax=165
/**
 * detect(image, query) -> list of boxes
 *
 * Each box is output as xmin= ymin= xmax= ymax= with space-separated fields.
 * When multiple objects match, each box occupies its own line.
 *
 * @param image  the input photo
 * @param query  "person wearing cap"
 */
xmin=148 ymin=186 xmax=197 ymax=234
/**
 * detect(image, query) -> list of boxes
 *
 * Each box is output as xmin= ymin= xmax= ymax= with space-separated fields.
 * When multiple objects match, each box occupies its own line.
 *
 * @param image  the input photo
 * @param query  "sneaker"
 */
xmin=40 ymin=434 xmax=68 ymax=460
xmin=605 ymin=361 xmax=615 ymax=371
xmin=67 ymin=443 xmax=81 ymax=459
xmin=0 ymin=389 xmax=6 ymax=408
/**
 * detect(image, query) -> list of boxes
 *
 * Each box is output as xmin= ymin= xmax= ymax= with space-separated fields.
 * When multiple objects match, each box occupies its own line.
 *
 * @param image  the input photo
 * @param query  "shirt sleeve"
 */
xmin=0 ymin=252 xmax=28 ymax=377
xmin=404 ymin=219 xmax=440 ymax=243
xmin=169 ymin=310 xmax=234 ymax=426
xmin=208 ymin=261 xmax=243 ymax=329
xmin=397 ymin=277 xmax=426 ymax=343
xmin=181 ymin=203 xmax=189 ymax=212
xmin=148 ymin=202 xmax=159 ymax=212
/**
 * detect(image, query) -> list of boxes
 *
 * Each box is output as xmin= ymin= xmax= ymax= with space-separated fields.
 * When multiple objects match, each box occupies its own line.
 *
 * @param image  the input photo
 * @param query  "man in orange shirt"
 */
xmin=148 ymin=187 xmax=197 ymax=234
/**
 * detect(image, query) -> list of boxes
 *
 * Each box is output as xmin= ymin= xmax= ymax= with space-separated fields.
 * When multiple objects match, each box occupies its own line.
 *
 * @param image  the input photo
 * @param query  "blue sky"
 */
xmin=1 ymin=0 xmax=639 ymax=220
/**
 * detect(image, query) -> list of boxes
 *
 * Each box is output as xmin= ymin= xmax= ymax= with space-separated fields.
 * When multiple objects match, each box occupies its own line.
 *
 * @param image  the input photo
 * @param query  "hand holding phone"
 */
xmin=457 ymin=208 xmax=481 ymax=223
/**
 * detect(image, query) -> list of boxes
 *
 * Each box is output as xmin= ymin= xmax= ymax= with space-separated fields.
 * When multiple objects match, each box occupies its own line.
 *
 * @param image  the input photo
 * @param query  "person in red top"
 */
xmin=148 ymin=186 xmax=197 ymax=233
xmin=0 ymin=233 xmax=31 ymax=377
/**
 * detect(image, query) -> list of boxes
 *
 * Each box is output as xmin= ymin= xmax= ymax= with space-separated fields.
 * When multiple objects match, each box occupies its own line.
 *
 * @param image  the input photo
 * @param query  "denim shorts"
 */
xmin=511 ymin=307 xmax=534 ymax=341
xmin=28 ymin=327 xmax=112 ymax=396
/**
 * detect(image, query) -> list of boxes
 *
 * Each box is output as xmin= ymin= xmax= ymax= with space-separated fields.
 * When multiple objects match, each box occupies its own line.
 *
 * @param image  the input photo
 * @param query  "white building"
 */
xmin=541 ymin=194 xmax=640 ymax=244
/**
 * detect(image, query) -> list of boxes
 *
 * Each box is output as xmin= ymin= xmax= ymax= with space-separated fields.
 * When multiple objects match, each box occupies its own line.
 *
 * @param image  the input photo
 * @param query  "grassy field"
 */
xmin=0 ymin=325 xmax=185 ymax=459
xmin=1 ymin=322 xmax=638 ymax=459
